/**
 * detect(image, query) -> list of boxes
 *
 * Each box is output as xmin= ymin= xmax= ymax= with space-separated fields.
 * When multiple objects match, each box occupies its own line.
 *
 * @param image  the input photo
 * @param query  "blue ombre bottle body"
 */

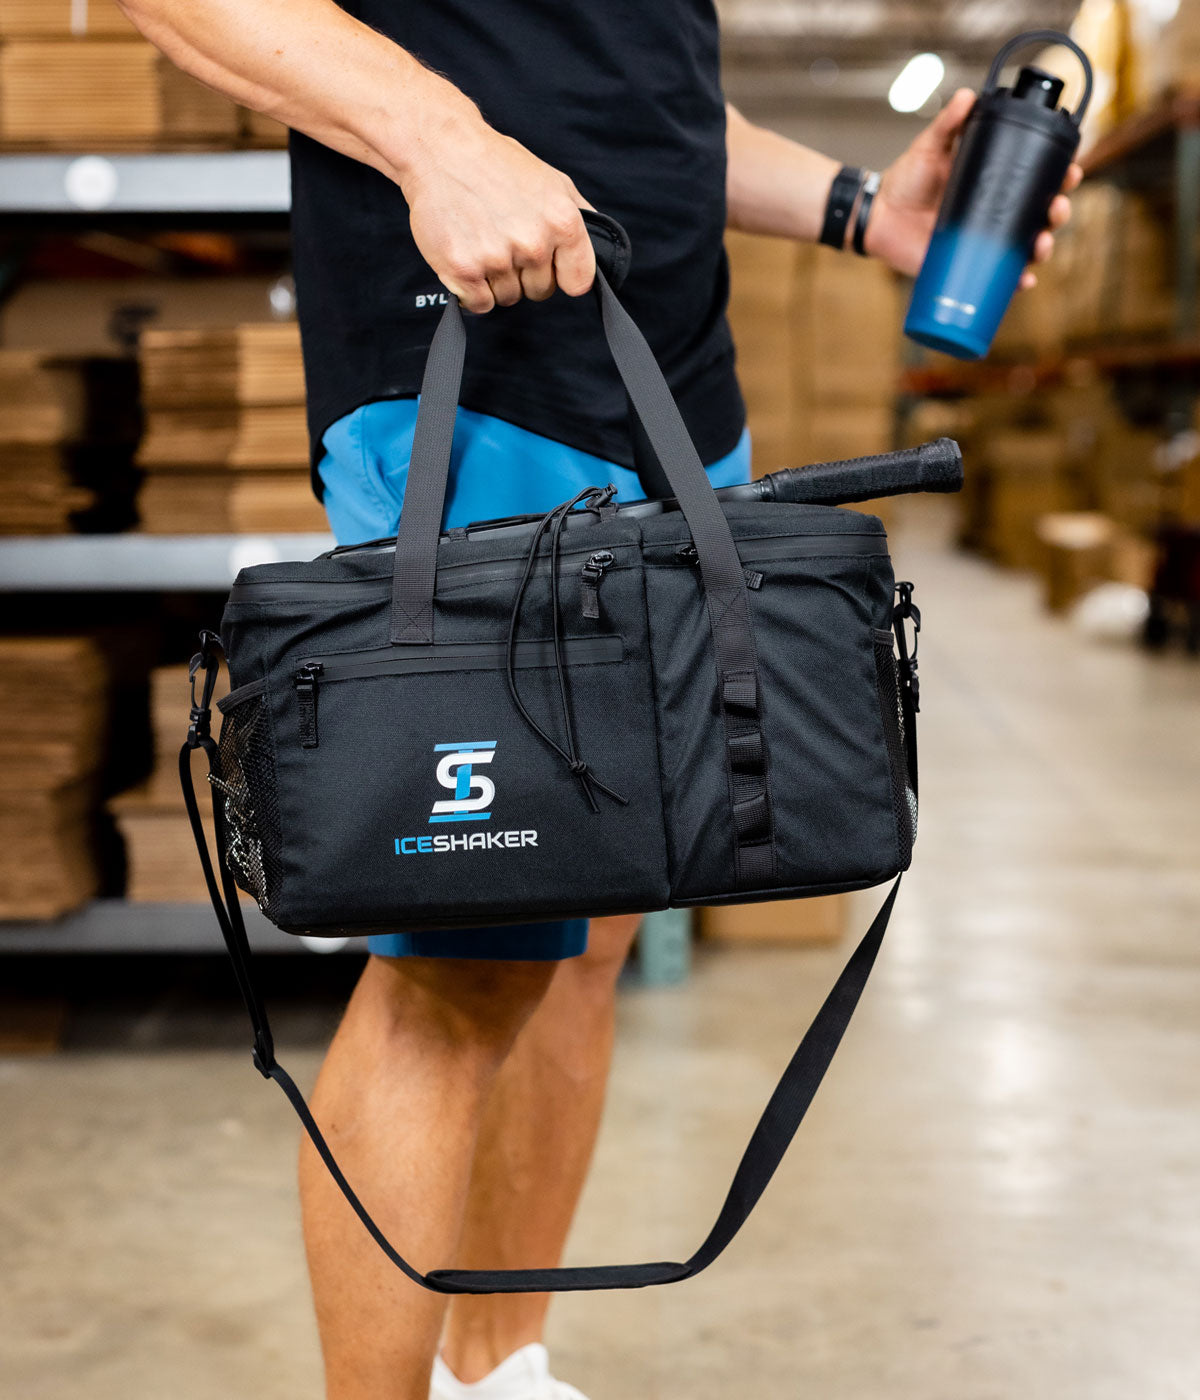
xmin=905 ymin=32 xmax=1092 ymax=360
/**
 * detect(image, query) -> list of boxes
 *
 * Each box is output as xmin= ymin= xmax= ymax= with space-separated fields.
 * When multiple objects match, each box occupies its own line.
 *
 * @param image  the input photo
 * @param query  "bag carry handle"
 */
xmin=390 ymin=212 xmax=749 ymax=650
xmin=391 ymin=213 xmax=776 ymax=889
xmin=183 ymin=636 xmax=903 ymax=1294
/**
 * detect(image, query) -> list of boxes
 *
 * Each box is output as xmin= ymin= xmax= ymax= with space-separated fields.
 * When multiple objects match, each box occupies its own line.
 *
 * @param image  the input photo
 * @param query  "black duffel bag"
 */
xmin=182 ymin=235 xmax=932 ymax=1297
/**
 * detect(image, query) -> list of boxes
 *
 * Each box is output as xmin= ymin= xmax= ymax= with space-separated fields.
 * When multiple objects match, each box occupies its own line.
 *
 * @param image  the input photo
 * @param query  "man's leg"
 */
xmin=300 ymin=952 xmax=558 ymax=1400
xmin=439 ymin=914 xmax=642 ymax=1383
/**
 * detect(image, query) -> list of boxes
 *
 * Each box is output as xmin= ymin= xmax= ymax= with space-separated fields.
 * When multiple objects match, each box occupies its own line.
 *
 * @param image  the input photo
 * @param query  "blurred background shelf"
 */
xmin=0 ymin=899 xmax=354 ymax=954
xmin=1081 ymin=88 xmax=1200 ymax=178
xmin=901 ymin=338 xmax=1200 ymax=397
xmin=0 ymin=150 xmax=290 ymax=224
xmin=0 ymin=532 xmax=334 ymax=590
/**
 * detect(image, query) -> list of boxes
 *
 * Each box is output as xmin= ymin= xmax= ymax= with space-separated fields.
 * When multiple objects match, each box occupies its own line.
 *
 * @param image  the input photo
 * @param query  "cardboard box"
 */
xmin=698 ymin=894 xmax=846 ymax=946
xmin=800 ymin=404 xmax=895 ymax=467
xmin=0 ymin=0 xmax=135 ymax=38
xmin=725 ymin=233 xmax=901 ymax=476
xmin=0 ymin=40 xmax=239 ymax=145
xmin=1035 ymin=511 xmax=1117 ymax=612
xmin=984 ymin=428 xmax=1075 ymax=568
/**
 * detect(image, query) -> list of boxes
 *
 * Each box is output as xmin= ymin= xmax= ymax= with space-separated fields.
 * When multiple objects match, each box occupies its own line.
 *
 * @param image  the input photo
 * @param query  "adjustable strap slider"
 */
xmin=186 ymin=704 xmax=210 ymax=746
xmin=251 ymin=1030 xmax=276 ymax=1078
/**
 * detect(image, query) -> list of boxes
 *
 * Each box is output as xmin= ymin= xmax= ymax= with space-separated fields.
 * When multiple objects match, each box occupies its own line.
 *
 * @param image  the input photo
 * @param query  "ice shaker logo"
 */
xmin=394 ymin=740 xmax=538 ymax=854
xmin=429 ymin=741 xmax=497 ymax=823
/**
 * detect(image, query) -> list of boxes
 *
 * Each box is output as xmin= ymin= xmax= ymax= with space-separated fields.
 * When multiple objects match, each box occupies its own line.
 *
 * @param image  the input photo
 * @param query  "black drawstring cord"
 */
xmin=506 ymin=487 xmax=628 ymax=811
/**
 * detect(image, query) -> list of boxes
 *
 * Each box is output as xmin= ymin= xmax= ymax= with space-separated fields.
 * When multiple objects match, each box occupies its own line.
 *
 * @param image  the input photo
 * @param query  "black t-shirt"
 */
xmin=290 ymin=0 xmax=745 ymax=494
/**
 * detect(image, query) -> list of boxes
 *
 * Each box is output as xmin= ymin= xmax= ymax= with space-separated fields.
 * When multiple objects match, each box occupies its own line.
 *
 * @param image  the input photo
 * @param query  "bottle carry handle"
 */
xmin=983 ymin=29 xmax=1094 ymax=125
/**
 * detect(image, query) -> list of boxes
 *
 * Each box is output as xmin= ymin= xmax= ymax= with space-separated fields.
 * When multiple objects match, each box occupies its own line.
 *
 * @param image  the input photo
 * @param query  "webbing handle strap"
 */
xmin=181 ymin=644 xmax=898 ymax=1295
xmin=388 ymin=228 xmax=774 ymax=886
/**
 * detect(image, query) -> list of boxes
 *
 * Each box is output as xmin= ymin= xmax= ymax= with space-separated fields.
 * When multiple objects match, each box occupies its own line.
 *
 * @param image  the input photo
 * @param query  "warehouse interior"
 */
xmin=2 ymin=1 xmax=1199 ymax=1398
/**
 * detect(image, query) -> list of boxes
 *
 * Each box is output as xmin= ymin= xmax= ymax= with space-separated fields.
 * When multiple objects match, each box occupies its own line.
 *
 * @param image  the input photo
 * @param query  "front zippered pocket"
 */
xmin=292 ymin=636 xmax=623 ymax=748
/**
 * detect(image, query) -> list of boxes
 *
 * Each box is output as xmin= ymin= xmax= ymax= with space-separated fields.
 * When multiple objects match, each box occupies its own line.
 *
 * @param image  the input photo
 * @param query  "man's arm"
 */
xmin=118 ymin=0 xmax=594 ymax=313
xmin=726 ymin=99 xmax=1079 ymax=287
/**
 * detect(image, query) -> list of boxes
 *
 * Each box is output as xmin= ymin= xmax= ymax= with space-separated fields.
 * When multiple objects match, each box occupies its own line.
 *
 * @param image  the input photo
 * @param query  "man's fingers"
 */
xmin=552 ymin=213 xmax=597 ymax=297
xmin=1033 ymin=229 xmax=1054 ymax=264
xmin=487 ymin=267 xmax=523 ymax=308
xmin=1020 ymin=269 xmax=1038 ymax=291
xmin=1063 ymin=162 xmax=1083 ymax=193
xmin=444 ymin=275 xmax=494 ymax=315
xmin=519 ymin=261 xmax=557 ymax=302
xmin=926 ymin=88 xmax=975 ymax=152
xmin=1048 ymin=194 xmax=1071 ymax=231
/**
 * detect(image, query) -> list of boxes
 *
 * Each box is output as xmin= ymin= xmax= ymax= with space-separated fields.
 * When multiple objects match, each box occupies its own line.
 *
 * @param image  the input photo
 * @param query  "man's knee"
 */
xmin=572 ymin=914 xmax=642 ymax=988
xmin=363 ymin=953 xmax=557 ymax=1064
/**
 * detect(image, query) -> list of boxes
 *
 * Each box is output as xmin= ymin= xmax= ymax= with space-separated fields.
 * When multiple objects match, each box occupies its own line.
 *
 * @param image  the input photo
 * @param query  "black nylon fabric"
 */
xmin=289 ymin=0 xmax=743 ymax=487
xmin=218 ymin=496 xmax=910 ymax=935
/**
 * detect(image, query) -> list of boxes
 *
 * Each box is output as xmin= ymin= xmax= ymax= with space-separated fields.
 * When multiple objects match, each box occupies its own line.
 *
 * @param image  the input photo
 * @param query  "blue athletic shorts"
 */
xmin=319 ymin=397 xmax=751 ymax=960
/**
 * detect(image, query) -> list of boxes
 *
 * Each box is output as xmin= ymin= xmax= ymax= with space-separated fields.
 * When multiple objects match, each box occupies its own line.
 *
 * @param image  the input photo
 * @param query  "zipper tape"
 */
xmin=229 ymin=532 xmax=885 ymax=606
xmin=299 ymin=635 xmax=623 ymax=681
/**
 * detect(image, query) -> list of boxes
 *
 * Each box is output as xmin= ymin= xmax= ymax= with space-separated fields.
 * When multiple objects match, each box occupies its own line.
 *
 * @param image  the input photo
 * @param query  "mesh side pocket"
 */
xmin=873 ymin=631 xmax=916 ymax=869
xmin=210 ymin=691 xmax=282 ymax=913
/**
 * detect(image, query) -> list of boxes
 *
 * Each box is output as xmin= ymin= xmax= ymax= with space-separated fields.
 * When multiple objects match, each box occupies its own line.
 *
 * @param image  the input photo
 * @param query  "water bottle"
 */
xmin=903 ymin=30 xmax=1093 ymax=360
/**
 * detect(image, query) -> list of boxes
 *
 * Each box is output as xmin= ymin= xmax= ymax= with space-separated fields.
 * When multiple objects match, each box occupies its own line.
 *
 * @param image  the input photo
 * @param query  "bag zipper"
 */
xmin=294 ymin=663 xmax=323 ymax=749
xmin=292 ymin=636 xmax=623 ymax=749
xmin=579 ymin=550 xmax=614 ymax=620
xmin=228 ymin=531 xmax=883 ymax=607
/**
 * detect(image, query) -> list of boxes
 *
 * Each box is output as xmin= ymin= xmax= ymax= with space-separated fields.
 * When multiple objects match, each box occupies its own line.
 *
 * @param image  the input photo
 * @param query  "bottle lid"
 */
xmin=1011 ymin=65 xmax=1066 ymax=110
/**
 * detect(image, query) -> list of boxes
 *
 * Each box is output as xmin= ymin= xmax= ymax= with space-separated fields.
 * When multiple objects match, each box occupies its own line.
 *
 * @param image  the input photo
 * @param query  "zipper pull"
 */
xmin=580 ymin=549 xmax=614 ymax=620
xmin=294 ymin=662 xmax=323 ymax=748
xmin=676 ymin=541 xmax=761 ymax=590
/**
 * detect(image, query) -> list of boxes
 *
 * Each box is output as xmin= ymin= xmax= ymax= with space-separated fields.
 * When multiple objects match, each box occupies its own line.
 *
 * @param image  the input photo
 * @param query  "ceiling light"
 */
xmin=888 ymin=52 xmax=946 ymax=113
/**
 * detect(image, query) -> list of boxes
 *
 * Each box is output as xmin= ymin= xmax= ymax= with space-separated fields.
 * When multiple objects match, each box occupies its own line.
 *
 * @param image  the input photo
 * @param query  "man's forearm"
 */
xmin=118 ymin=0 xmax=476 ymax=188
xmin=725 ymin=103 xmax=841 ymax=244
xmin=118 ymin=0 xmax=596 ymax=313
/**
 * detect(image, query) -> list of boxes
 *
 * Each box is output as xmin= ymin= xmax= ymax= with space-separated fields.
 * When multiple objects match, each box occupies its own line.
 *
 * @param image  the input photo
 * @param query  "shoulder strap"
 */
xmin=183 ymin=639 xmax=901 ymax=1296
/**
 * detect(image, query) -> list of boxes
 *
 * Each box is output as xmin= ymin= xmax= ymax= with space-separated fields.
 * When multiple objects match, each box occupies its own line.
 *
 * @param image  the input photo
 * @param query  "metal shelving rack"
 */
xmin=0 ymin=532 xmax=334 ymax=591
xmin=0 ymin=149 xmax=290 ymax=222
xmin=0 ymin=150 xmax=322 ymax=957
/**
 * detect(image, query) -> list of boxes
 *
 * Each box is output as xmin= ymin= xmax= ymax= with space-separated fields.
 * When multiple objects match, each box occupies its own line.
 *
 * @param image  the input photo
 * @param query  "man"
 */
xmin=120 ymin=3 xmax=1077 ymax=1397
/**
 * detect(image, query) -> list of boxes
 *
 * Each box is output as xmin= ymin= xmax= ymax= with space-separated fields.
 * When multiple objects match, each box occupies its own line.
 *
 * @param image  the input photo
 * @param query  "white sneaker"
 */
xmin=430 ymin=1342 xmax=589 ymax=1400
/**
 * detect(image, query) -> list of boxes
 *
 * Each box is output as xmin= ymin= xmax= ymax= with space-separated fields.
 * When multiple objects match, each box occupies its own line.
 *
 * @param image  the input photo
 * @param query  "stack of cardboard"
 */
xmin=725 ymin=233 xmax=901 ymax=474
xmin=1147 ymin=0 xmax=1200 ymax=98
xmin=793 ymin=245 xmax=901 ymax=466
xmin=0 ymin=637 xmax=106 ymax=919
xmin=0 ymin=0 xmax=241 ymax=147
xmin=135 ymin=322 xmax=325 ymax=532
xmin=0 ymin=0 xmax=135 ymax=37
xmin=240 ymin=107 xmax=288 ymax=149
xmin=698 ymin=895 xmax=845 ymax=946
xmin=981 ymin=428 xmax=1075 ymax=569
xmin=0 ymin=351 xmax=139 ymax=533
xmin=108 ymin=663 xmax=244 ymax=902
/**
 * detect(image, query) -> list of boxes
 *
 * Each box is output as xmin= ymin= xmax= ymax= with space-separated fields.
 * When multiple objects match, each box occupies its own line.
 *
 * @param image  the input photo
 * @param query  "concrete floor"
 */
xmin=3 ymin=504 xmax=1199 ymax=1399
